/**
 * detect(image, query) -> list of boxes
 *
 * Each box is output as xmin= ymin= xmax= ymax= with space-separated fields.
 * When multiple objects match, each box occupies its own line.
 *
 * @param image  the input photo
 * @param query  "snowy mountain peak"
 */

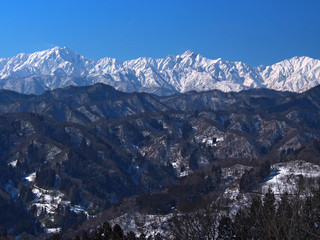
xmin=180 ymin=50 xmax=198 ymax=58
xmin=51 ymin=46 xmax=73 ymax=57
xmin=0 ymin=47 xmax=319 ymax=95
xmin=0 ymin=47 xmax=95 ymax=79
xmin=38 ymin=46 xmax=87 ymax=63
xmin=259 ymin=56 xmax=320 ymax=92
xmin=275 ymin=56 xmax=315 ymax=68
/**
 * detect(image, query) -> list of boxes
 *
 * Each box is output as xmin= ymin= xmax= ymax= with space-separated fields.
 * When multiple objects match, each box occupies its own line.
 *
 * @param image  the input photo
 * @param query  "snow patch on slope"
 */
xmin=111 ymin=212 xmax=171 ymax=238
xmin=261 ymin=160 xmax=320 ymax=195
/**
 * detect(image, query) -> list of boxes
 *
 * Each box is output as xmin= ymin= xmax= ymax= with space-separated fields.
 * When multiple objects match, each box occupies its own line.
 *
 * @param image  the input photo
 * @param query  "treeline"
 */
xmin=168 ymin=184 xmax=320 ymax=239
xmin=239 ymin=160 xmax=271 ymax=192
xmin=47 ymin=222 xmax=153 ymax=240
xmin=45 ymin=183 xmax=320 ymax=240
xmin=43 ymin=160 xmax=320 ymax=240
xmin=216 ymin=187 xmax=320 ymax=239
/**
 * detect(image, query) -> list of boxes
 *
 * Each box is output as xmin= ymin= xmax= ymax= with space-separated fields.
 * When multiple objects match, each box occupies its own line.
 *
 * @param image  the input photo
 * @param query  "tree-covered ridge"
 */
xmin=1 ymin=83 xmax=320 ymax=237
xmin=45 ymin=179 xmax=320 ymax=240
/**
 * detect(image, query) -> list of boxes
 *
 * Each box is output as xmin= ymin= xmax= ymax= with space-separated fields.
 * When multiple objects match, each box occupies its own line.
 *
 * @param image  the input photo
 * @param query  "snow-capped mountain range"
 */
xmin=0 ymin=46 xmax=319 ymax=95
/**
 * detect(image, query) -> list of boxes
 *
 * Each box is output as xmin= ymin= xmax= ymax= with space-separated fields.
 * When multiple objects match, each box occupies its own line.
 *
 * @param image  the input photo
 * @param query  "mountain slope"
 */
xmin=0 ymin=47 xmax=319 ymax=95
xmin=0 ymin=84 xmax=320 ymax=237
xmin=259 ymin=56 xmax=320 ymax=92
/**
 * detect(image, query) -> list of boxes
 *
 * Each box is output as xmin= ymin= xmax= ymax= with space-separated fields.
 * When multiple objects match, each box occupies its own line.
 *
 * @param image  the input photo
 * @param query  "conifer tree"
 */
xmin=217 ymin=215 xmax=235 ymax=239
xmin=262 ymin=188 xmax=276 ymax=239
xmin=112 ymin=224 xmax=124 ymax=240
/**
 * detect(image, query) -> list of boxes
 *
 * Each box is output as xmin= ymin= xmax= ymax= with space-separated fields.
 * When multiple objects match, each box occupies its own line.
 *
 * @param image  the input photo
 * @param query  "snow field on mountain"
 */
xmin=0 ymin=47 xmax=319 ymax=94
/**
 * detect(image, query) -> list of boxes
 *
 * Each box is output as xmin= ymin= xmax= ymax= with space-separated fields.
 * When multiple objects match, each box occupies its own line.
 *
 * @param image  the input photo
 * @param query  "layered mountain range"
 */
xmin=0 ymin=47 xmax=319 ymax=95
xmin=1 ymin=83 xmax=320 ymax=237
xmin=1 ymin=47 xmax=320 ymax=238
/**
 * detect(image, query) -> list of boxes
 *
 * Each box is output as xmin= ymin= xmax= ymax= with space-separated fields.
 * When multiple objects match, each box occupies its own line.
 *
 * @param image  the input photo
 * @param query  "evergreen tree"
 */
xmin=126 ymin=232 xmax=136 ymax=240
xmin=138 ymin=233 xmax=146 ymax=240
xmin=263 ymin=187 xmax=276 ymax=220
xmin=82 ymin=231 xmax=90 ymax=240
xmin=217 ymin=215 xmax=235 ymax=239
xmin=102 ymin=222 xmax=112 ymax=239
xmin=112 ymin=224 xmax=124 ymax=240
xmin=262 ymin=188 xmax=276 ymax=239
xmin=276 ymin=192 xmax=294 ymax=239
xmin=247 ymin=196 xmax=263 ymax=239
xmin=233 ymin=208 xmax=249 ymax=239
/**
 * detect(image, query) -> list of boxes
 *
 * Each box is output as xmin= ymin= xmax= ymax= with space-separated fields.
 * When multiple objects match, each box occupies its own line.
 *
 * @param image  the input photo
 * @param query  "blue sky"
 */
xmin=0 ymin=0 xmax=319 ymax=66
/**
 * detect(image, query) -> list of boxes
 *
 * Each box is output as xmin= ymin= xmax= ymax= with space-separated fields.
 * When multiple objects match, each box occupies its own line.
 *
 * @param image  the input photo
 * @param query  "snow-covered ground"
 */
xmin=219 ymin=164 xmax=252 ymax=216
xmin=112 ymin=160 xmax=320 ymax=237
xmin=111 ymin=212 xmax=172 ymax=238
xmin=46 ymin=228 xmax=61 ymax=234
xmin=32 ymin=186 xmax=67 ymax=216
xmin=219 ymin=160 xmax=320 ymax=214
xmin=24 ymin=172 xmax=36 ymax=182
xmin=22 ymin=171 xmax=89 ymax=233
xmin=8 ymin=159 xmax=18 ymax=167
xmin=260 ymin=160 xmax=320 ymax=195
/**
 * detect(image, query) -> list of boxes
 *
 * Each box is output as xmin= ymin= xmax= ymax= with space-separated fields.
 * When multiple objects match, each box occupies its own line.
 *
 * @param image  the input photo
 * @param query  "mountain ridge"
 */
xmin=0 ymin=47 xmax=320 ymax=95
xmin=0 ymin=83 xmax=320 ymax=236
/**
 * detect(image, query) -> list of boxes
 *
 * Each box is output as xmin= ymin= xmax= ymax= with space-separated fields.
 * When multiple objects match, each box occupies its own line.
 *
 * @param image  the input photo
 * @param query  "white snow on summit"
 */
xmin=260 ymin=56 xmax=320 ymax=92
xmin=0 ymin=47 xmax=319 ymax=94
xmin=0 ymin=47 xmax=95 ymax=79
